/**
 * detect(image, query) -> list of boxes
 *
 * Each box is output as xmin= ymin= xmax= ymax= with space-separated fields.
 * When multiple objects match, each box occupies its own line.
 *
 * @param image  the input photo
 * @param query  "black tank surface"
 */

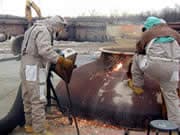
xmin=55 ymin=47 xmax=163 ymax=129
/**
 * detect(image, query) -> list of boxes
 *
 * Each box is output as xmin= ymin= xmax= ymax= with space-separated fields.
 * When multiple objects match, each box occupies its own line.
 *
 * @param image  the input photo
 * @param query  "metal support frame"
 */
xmin=46 ymin=69 xmax=80 ymax=135
xmin=46 ymin=71 xmax=61 ymax=109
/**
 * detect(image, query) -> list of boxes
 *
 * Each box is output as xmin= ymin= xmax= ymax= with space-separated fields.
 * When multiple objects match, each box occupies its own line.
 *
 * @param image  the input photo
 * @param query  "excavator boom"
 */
xmin=25 ymin=0 xmax=41 ymax=23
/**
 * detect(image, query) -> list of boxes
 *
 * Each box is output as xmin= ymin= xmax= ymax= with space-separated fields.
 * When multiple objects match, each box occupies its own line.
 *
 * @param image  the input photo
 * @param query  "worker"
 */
xmin=129 ymin=16 xmax=180 ymax=126
xmin=20 ymin=16 xmax=73 ymax=135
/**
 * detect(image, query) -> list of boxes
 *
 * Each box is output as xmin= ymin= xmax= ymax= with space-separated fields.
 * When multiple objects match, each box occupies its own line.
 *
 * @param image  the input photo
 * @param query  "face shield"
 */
xmin=48 ymin=16 xmax=68 ymax=40
xmin=51 ymin=16 xmax=67 ymax=33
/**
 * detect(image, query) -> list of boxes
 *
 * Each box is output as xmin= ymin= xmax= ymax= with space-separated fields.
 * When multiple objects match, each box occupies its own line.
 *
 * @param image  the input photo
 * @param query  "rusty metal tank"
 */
xmin=55 ymin=47 xmax=163 ymax=129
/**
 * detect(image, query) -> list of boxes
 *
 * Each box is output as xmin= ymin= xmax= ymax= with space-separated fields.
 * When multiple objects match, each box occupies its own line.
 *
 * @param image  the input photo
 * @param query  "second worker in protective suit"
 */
xmin=130 ymin=16 xmax=180 ymax=126
xmin=20 ymin=16 xmax=73 ymax=135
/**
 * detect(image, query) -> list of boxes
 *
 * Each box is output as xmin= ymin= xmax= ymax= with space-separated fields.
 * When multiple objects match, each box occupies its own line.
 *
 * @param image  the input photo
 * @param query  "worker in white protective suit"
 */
xmin=130 ymin=16 xmax=180 ymax=126
xmin=20 ymin=16 xmax=73 ymax=135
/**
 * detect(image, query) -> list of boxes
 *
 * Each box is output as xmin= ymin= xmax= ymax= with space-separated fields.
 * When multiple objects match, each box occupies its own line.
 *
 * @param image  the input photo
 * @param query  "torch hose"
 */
xmin=65 ymin=82 xmax=80 ymax=135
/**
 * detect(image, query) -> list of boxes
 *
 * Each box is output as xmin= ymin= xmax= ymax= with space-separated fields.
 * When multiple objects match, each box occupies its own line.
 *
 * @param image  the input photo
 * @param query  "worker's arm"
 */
xmin=35 ymin=29 xmax=59 ymax=64
xmin=131 ymin=54 xmax=145 ymax=87
xmin=35 ymin=28 xmax=73 ymax=69
xmin=128 ymin=54 xmax=145 ymax=95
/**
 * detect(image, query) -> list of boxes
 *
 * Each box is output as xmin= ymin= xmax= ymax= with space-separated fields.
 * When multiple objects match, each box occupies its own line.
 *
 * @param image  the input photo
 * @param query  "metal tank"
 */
xmin=55 ymin=47 xmax=164 ymax=129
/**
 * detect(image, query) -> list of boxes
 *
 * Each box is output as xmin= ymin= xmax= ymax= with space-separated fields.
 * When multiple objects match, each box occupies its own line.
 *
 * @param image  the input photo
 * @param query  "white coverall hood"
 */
xmin=34 ymin=15 xmax=67 ymax=33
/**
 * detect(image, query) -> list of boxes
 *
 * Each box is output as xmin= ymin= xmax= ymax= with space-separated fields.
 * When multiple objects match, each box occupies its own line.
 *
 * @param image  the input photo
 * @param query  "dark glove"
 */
xmin=56 ymin=56 xmax=73 ymax=70
xmin=136 ymin=40 xmax=146 ymax=55
xmin=55 ymin=56 xmax=74 ymax=83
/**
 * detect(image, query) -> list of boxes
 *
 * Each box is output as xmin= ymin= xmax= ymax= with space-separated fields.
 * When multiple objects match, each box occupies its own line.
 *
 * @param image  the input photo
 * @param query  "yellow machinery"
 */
xmin=25 ymin=0 xmax=42 ymax=24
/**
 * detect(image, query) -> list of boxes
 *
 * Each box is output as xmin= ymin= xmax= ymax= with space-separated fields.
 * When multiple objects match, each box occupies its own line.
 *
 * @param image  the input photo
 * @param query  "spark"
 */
xmin=113 ymin=62 xmax=123 ymax=72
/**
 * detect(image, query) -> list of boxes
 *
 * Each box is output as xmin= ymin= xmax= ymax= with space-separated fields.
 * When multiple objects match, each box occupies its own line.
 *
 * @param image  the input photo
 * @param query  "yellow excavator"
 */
xmin=12 ymin=0 xmax=68 ymax=55
xmin=11 ymin=0 xmax=42 ymax=55
xmin=0 ymin=0 xmax=41 ymax=42
xmin=25 ymin=0 xmax=42 ymax=26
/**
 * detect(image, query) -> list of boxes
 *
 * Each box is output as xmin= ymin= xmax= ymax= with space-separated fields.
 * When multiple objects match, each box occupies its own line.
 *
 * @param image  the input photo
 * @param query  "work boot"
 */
xmin=33 ymin=130 xmax=54 ymax=135
xmin=24 ymin=122 xmax=49 ymax=134
xmin=24 ymin=125 xmax=33 ymax=133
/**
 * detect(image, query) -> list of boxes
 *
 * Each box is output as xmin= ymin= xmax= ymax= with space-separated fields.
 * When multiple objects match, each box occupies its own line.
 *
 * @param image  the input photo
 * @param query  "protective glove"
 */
xmin=56 ymin=56 xmax=73 ymax=70
xmin=55 ymin=56 xmax=74 ymax=83
xmin=127 ymin=79 xmax=144 ymax=95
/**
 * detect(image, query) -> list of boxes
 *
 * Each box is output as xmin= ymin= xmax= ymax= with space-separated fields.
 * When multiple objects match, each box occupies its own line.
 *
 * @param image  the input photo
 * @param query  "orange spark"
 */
xmin=113 ymin=62 xmax=123 ymax=72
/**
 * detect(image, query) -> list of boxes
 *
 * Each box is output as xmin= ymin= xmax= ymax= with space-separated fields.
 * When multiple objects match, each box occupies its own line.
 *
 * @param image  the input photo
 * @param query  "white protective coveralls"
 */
xmin=20 ymin=16 xmax=66 ymax=133
xmin=131 ymin=38 xmax=180 ymax=126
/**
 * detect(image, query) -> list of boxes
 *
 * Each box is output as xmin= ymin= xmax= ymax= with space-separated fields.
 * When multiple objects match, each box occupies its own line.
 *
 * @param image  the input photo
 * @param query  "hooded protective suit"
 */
xmin=131 ymin=16 xmax=180 ymax=126
xmin=20 ymin=16 xmax=67 ymax=133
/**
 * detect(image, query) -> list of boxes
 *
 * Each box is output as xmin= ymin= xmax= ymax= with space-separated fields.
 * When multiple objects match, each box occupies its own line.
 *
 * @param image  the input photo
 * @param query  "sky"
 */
xmin=0 ymin=0 xmax=179 ymax=17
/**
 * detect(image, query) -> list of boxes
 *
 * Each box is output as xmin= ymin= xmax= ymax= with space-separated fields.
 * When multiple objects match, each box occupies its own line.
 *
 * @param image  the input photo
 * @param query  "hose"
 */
xmin=65 ymin=82 xmax=80 ymax=135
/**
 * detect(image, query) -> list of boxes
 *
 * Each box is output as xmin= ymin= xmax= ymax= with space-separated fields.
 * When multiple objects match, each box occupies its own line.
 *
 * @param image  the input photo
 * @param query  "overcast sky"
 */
xmin=0 ymin=0 xmax=179 ymax=17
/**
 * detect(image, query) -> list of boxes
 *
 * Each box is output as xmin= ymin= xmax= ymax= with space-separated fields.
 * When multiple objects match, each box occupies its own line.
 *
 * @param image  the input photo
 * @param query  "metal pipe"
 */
xmin=55 ymin=47 xmax=165 ymax=129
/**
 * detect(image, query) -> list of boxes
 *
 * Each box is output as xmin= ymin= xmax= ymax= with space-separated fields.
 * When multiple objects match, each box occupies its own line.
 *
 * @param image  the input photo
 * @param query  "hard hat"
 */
xmin=143 ymin=16 xmax=166 ymax=31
